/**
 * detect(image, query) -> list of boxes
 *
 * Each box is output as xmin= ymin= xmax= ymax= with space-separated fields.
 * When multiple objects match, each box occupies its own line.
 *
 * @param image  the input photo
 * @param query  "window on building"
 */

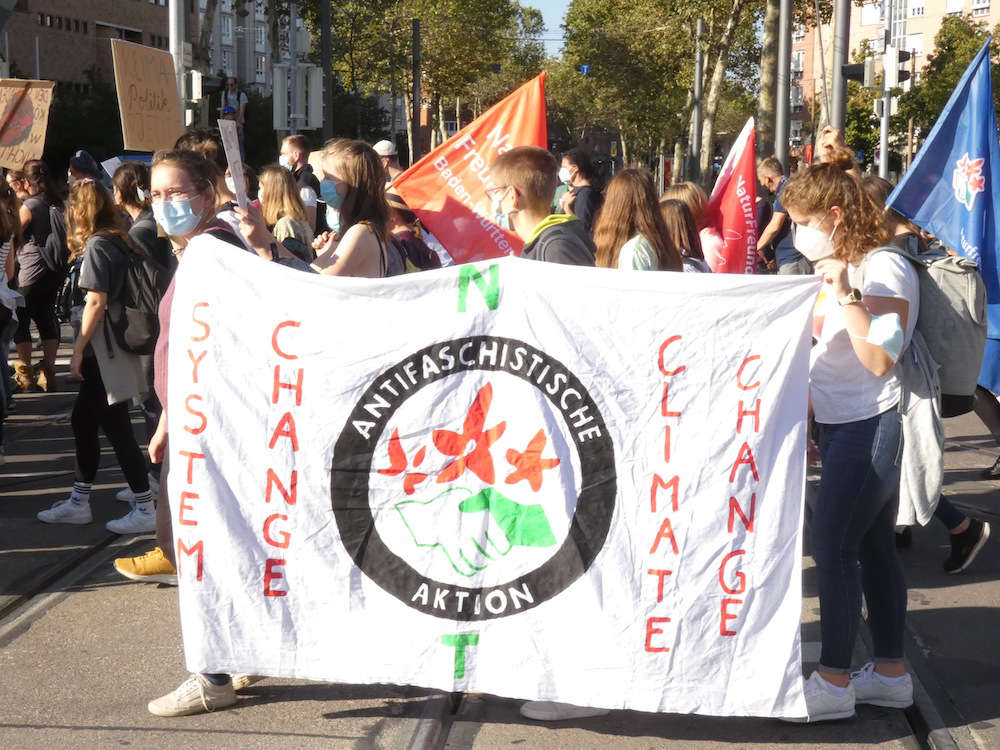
xmin=909 ymin=3 xmax=925 ymax=16
xmin=256 ymin=0 xmax=266 ymax=15
xmin=220 ymin=0 xmax=233 ymax=11
xmin=222 ymin=49 xmax=232 ymax=75
xmin=906 ymin=33 xmax=924 ymax=56
xmin=791 ymin=85 xmax=804 ymax=112
xmin=200 ymin=0 xmax=207 ymax=8
xmin=790 ymin=120 xmax=803 ymax=142
xmin=973 ymin=5 xmax=990 ymax=14
xmin=56 ymin=17 xmax=62 ymax=30
xmin=792 ymin=50 xmax=804 ymax=76
xmin=946 ymin=0 xmax=965 ymax=12
xmin=255 ymin=54 xmax=266 ymax=83
xmin=221 ymin=15 xmax=233 ymax=44
xmin=83 ymin=21 xmax=87 ymax=33
xmin=860 ymin=2 xmax=881 ymax=25
xmin=792 ymin=23 xmax=805 ymax=42
xmin=255 ymin=24 xmax=266 ymax=49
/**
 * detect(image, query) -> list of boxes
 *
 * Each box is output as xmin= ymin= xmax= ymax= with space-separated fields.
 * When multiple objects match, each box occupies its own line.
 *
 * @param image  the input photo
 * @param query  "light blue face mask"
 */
xmin=152 ymin=198 xmax=201 ymax=236
xmin=279 ymin=155 xmax=293 ymax=171
xmin=320 ymin=179 xmax=343 ymax=210
xmin=326 ymin=206 xmax=341 ymax=235
xmin=135 ymin=187 xmax=147 ymax=203
xmin=491 ymin=192 xmax=510 ymax=230
xmin=866 ymin=312 xmax=905 ymax=363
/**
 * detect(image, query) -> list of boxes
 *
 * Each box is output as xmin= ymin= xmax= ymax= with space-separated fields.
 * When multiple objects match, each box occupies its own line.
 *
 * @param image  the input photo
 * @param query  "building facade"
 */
xmin=198 ymin=0 xmax=275 ymax=94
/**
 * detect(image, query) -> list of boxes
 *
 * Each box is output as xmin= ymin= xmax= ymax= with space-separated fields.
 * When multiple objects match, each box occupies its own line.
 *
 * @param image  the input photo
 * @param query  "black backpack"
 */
xmin=37 ymin=203 xmax=69 ymax=274
xmin=102 ymin=234 xmax=171 ymax=356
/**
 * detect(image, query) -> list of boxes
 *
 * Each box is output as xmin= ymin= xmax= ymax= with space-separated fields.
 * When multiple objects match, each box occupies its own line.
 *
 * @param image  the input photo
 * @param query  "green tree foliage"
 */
xmin=44 ymin=68 xmax=124 ymax=174
xmin=897 ymin=15 xmax=1000 ymax=138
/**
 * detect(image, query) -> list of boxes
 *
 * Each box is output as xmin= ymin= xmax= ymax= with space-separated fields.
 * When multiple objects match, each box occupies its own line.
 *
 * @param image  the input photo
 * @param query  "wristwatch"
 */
xmin=838 ymin=288 xmax=863 ymax=306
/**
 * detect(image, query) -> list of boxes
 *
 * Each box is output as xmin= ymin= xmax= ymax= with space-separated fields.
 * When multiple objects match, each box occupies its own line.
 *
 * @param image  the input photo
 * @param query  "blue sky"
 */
xmin=527 ymin=0 xmax=570 ymax=56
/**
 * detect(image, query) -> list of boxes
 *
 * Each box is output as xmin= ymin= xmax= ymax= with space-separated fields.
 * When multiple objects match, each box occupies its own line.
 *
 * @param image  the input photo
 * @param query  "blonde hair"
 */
xmin=489 ymin=146 xmax=559 ymax=214
xmin=259 ymin=165 xmax=308 ymax=227
xmin=662 ymin=182 xmax=708 ymax=228
xmin=780 ymin=152 xmax=890 ymax=265
xmin=66 ymin=180 xmax=134 ymax=263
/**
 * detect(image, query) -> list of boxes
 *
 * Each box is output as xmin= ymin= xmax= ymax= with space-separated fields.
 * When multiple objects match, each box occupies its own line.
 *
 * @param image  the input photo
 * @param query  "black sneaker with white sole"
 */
xmin=943 ymin=518 xmax=991 ymax=574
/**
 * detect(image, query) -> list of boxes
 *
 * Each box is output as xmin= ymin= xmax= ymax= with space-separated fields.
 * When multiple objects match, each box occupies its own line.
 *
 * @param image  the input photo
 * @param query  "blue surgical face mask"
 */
xmin=320 ymin=178 xmax=343 ymax=210
xmin=279 ymin=155 xmax=293 ymax=171
xmin=152 ymin=197 xmax=202 ymax=237
xmin=491 ymin=191 xmax=511 ymax=230
xmin=326 ymin=206 xmax=341 ymax=235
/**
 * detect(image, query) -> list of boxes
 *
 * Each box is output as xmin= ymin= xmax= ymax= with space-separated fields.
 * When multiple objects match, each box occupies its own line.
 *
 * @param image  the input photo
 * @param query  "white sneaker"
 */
xmin=783 ymin=671 xmax=856 ymax=723
xmin=37 ymin=498 xmax=92 ymax=525
xmin=850 ymin=662 xmax=913 ymax=708
xmin=148 ymin=674 xmax=236 ymax=717
xmin=106 ymin=507 xmax=156 ymax=534
xmin=116 ymin=473 xmax=159 ymax=503
xmin=519 ymin=701 xmax=610 ymax=721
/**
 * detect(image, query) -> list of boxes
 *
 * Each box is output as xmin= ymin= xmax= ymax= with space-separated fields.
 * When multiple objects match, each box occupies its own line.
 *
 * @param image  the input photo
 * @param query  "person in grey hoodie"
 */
xmin=488 ymin=146 xmax=596 ymax=267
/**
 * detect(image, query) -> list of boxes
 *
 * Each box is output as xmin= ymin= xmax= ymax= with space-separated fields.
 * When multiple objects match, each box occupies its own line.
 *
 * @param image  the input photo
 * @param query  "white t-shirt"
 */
xmin=810 ymin=251 xmax=920 ymax=424
xmin=299 ymin=186 xmax=318 ymax=208
xmin=617 ymin=235 xmax=656 ymax=270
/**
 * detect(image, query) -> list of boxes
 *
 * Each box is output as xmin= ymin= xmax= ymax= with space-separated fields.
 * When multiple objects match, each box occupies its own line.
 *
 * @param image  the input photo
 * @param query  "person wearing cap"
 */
xmin=68 ymin=150 xmax=102 ymax=185
xmin=374 ymin=140 xmax=403 ymax=185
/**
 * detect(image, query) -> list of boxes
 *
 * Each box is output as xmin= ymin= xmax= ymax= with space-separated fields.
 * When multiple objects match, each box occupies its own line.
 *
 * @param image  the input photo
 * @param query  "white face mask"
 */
xmin=558 ymin=167 xmax=572 ymax=185
xmin=225 ymin=175 xmax=237 ymax=194
xmin=794 ymin=218 xmax=838 ymax=262
xmin=491 ymin=191 xmax=511 ymax=230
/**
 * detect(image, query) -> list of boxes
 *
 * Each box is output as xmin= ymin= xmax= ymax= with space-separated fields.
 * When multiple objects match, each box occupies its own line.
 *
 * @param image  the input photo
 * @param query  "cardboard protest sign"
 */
xmin=111 ymin=39 xmax=183 ymax=152
xmin=705 ymin=118 xmax=758 ymax=274
xmin=393 ymin=74 xmax=547 ymax=264
xmin=0 ymin=79 xmax=54 ymax=170
xmin=218 ymin=119 xmax=248 ymax=210
xmin=168 ymin=241 xmax=818 ymax=718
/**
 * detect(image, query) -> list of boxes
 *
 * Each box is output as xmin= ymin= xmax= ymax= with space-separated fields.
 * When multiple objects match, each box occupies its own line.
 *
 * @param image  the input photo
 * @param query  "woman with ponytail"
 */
xmin=779 ymin=151 xmax=917 ymax=722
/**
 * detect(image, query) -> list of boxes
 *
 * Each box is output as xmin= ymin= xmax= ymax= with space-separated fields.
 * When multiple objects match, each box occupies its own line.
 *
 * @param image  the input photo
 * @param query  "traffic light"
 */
xmin=843 ymin=58 xmax=877 ymax=88
xmin=884 ymin=46 xmax=912 ymax=89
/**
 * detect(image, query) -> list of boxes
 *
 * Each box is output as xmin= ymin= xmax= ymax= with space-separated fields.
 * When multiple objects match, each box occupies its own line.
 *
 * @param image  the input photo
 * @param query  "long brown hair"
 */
xmin=259 ymin=165 xmax=308 ymax=226
xmin=659 ymin=199 xmax=704 ymax=260
xmin=321 ymin=138 xmax=388 ymax=237
xmin=112 ymin=161 xmax=151 ymax=210
xmin=0 ymin=179 xmax=22 ymax=249
xmin=593 ymin=168 xmax=681 ymax=271
xmin=780 ymin=151 xmax=890 ymax=265
xmin=66 ymin=179 xmax=134 ymax=263
xmin=662 ymin=181 xmax=708 ymax=229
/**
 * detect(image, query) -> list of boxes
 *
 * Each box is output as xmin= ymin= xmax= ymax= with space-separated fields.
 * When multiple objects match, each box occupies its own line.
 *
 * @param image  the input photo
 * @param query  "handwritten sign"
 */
xmin=0 ymin=79 xmax=54 ymax=170
xmin=111 ymin=39 xmax=182 ymax=152
xmin=218 ymin=119 xmax=248 ymax=210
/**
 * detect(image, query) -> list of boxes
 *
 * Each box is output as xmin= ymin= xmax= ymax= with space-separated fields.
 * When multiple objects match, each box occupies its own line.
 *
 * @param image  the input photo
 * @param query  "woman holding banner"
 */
xmin=779 ymin=153 xmax=916 ymax=722
xmin=593 ymin=169 xmax=681 ymax=272
xmin=312 ymin=139 xmax=401 ymax=278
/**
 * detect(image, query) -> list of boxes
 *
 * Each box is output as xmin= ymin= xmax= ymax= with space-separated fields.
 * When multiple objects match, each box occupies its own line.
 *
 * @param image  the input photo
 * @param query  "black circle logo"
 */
xmin=331 ymin=336 xmax=616 ymax=621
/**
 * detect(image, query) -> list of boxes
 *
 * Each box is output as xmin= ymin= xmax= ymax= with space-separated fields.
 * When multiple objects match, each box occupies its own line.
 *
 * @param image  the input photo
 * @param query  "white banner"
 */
xmin=168 ymin=238 xmax=819 ymax=718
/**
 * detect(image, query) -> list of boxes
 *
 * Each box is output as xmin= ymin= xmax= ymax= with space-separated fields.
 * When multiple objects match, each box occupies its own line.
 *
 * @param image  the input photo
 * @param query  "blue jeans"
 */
xmin=813 ymin=408 xmax=906 ymax=673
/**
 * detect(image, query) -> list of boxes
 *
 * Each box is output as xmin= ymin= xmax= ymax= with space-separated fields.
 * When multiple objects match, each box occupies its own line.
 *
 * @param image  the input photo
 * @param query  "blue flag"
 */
xmin=887 ymin=38 xmax=1000 ymax=334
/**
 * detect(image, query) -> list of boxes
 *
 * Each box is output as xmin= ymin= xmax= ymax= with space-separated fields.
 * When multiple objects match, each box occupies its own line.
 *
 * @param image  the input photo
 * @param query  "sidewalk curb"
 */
xmin=902 ymin=621 xmax=982 ymax=750
xmin=407 ymin=691 xmax=460 ymax=750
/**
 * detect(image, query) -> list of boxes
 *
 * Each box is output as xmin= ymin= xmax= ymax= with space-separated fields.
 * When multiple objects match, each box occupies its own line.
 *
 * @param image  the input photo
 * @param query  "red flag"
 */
xmin=705 ymin=118 xmax=758 ymax=274
xmin=393 ymin=74 xmax=547 ymax=265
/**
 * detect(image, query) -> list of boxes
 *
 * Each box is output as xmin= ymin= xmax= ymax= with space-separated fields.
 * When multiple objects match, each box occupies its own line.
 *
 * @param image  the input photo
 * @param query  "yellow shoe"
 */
xmin=114 ymin=546 xmax=178 ymax=585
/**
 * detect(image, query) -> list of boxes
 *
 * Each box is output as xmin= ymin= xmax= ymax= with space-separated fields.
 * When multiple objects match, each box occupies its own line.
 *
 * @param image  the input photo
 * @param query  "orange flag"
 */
xmin=393 ymin=74 xmax=547 ymax=265
xmin=705 ymin=118 xmax=758 ymax=274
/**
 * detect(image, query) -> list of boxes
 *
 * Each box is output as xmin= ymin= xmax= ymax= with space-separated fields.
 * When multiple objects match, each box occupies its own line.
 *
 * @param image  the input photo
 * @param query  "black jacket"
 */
xmin=521 ymin=218 xmax=596 ymax=267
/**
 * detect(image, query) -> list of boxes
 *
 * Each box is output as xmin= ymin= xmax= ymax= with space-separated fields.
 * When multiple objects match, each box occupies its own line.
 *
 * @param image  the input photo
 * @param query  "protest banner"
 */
xmin=705 ymin=118 xmax=758 ymax=274
xmin=393 ymin=74 xmax=547 ymax=265
xmin=0 ymin=79 xmax=54 ymax=170
xmin=218 ymin=119 xmax=248 ymax=210
xmin=111 ymin=39 xmax=183 ymax=152
xmin=167 ymin=239 xmax=817 ymax=717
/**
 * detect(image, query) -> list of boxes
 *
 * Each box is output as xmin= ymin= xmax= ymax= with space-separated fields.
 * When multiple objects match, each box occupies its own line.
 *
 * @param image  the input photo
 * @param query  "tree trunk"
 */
xmin=617 ymin=121 xmax=629 ymax=169
xmin=403 ymin=87 xmax=415 ymax=166
xmin=455 ymin=96 xmax=461 ymax=131
xmin=757 ymin=0 xmax=780 ymax=158
xmin=195 ymin=0 xmax=220 ymax=73
xmin=700 ymin=0 xmax=748 ymax=185
xmin=672 ymin=137 xmax=684 ymax=184
xmin=656 ymin=134 xmax=667 ymax=193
